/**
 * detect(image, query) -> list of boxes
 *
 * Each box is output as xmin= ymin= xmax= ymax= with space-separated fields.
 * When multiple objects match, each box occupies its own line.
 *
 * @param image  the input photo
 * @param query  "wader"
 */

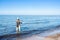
xmin=16 ymin=20 xmax=20 ymax=33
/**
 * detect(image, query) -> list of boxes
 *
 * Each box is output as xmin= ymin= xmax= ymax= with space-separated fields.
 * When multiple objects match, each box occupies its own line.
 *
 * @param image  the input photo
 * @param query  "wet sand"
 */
xmin=45 ymin=34 xmax=60 ymax=40
xmin=16 ymin=34 xmax=60 ymax=40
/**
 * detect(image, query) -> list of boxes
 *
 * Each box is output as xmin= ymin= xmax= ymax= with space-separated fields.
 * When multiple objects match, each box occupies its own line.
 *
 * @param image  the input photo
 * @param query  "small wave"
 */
xmin=20 ymin=25 xmax=60 ymax=35
xmin=22 ymin=21 xmax=49 ymax=24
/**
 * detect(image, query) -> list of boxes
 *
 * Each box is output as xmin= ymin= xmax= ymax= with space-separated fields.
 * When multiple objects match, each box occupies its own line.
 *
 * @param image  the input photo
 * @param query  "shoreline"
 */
xmin=0 ymin=25 xmax=60 ymax=40
xmin=0 ymin=30 xmax=60 ymax=40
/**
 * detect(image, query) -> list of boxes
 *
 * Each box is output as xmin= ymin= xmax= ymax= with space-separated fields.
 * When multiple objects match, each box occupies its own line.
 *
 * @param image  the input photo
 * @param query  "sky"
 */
xmin=0 ymin=0 xmax=60 ymax=15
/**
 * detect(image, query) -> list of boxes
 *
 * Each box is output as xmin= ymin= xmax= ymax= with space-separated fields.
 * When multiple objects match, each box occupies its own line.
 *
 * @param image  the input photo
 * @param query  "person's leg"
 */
xmin=16 ymin=25 xmax=20 ymax=33
xmin=19 ymin=25 xmax=20 ymax=32
xmin=16 ymin=27 xmax=19 ymax=33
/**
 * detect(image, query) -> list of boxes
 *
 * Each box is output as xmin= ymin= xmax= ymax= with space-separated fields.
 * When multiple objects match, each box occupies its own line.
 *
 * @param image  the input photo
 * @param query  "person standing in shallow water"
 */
xmin=16 ymin=17 xmax=21 ymax=33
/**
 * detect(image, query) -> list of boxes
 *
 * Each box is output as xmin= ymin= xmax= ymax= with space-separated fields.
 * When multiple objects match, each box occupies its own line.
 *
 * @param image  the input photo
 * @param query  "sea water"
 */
xmin=0 ymin=15 xmax=60 ymax=36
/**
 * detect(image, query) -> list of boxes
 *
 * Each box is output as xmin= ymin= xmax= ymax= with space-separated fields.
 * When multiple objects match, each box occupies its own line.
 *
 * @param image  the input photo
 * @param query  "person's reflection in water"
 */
xmin=16 ymin=34 xmax=20 ymax=40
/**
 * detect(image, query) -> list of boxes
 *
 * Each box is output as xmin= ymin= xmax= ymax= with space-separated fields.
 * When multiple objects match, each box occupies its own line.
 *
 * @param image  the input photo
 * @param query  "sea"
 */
xmin=0 ymin=15 xmax=60 ymax=37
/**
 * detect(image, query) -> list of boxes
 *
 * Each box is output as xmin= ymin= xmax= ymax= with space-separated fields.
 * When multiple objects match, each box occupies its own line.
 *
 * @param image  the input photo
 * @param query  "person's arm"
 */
xmin=20 ymin=20 xmax=22 ymax=24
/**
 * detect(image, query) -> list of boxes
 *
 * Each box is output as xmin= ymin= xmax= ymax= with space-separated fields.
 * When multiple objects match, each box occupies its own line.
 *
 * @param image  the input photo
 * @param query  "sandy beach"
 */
xmin=15 ymin=32 xmax=60 ymax=40
xmin=16 ymin=33 xmax=60 ymax=40
xmin=45 ymin=33 xmax=60 ymax=40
